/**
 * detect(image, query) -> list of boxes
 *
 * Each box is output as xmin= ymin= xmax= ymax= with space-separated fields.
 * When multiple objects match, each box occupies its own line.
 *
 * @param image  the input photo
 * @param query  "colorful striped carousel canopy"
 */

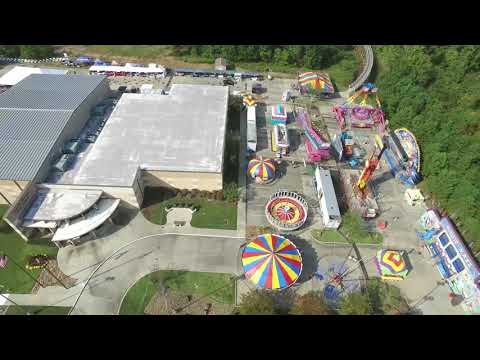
xmin=298 ymin=72 xmax=334 ymax=94
xmin=247 ymin=158 xmax=275 ymax=180
xmin=374 ymin=250 xmax=409 ymax=280
xmin=241 ymin=234 xmax=303 ymax=290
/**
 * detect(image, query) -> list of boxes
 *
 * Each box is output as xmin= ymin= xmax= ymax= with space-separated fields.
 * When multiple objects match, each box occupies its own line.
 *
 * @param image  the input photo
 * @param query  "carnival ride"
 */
xmin=271 ymin=124 xmax=290 ymax=157
xmin=265 ymin=190 xmax=308 ymax=231
xmin=296 ymin=107 xmax=330 ymax=162
xmin=355 ymin=135 xmax=388 ymax=196
xmin=374 ymin=250 xmax=410 ymax=281
xmin=314 ymin=255 xmax=362 ymax=304
xmin=298 ymin=72 xmax=335 ymax=97
xmin=247 ymin=158 xmax=276 ymax=183
xmin=241 ymin=234 xmax=303 ymax=290
xmin=393 ymin=128 xmax=422 ymax=185
xmin=333 ymin=82 xmax=385 ymax=133
xmin=243 ymin=94 xmax=257 ymax=107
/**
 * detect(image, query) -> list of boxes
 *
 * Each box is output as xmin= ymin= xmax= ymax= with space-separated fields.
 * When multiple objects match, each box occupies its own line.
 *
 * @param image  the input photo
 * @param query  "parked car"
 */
xmin=252 ymin=83 xmax=263 ymax=94
xmin=118 ymin=86 xmax=127 ymax=93
xmin=223 ymin=78 xmax=235 ymax=86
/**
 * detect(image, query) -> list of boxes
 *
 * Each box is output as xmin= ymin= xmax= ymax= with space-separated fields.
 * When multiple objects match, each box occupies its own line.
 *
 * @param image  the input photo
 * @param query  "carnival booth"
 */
xmin=405 ymin=188 xmax=424 ymax=206
xmin=241 ymin=234 xmax=303 ymax=290
xmin=417 ymin=209 xmax=480 ymax=314
xmin=271 ymin=124 xmax=289 ymax=157
xmin=271 ymin=104 xmax=288 ymax=125
xmin=298 ymin=72 xmax=334 ymax=97
xmin=374 ymin=250 xmax=410 ymax=281
xmin=247 ymin=158 xmax=275 ymax=183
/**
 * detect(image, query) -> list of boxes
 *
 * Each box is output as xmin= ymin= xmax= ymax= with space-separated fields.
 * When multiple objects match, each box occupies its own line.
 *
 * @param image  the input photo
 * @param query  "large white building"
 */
xmin=2 ymin=81 xmax=230 ymax=245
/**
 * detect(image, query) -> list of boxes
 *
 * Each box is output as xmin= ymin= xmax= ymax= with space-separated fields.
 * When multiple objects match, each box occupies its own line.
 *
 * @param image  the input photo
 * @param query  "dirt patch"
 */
xmin=31 ymin=260 xmax=77 ymax=294
xmin=144 ymin=290 xmax=234 ymax=315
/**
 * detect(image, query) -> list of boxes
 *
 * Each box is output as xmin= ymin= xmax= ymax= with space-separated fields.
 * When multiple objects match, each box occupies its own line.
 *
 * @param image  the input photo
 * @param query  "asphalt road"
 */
xmin=70 ymin=233 xmax=244 ymax=315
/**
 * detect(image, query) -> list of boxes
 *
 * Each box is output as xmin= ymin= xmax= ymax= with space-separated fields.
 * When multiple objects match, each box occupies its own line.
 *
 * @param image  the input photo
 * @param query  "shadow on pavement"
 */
xmin=288 ymin=235 xmax=319 ymax=284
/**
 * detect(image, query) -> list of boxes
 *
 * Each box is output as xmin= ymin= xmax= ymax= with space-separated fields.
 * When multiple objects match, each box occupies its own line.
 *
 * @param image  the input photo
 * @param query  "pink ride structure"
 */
xmin=333 ymin=83 xmax=385 ymax=133
xmin=296 ymin=107 xmax=330 ymax=162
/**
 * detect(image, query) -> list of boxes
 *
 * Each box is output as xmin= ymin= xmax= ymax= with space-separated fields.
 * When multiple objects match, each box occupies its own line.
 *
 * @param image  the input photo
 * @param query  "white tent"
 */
xmin=0 ymin=66 xmax=67 ymax=86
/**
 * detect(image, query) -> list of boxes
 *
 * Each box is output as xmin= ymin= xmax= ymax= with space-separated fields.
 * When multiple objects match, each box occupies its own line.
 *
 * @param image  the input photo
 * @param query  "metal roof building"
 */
xmin=0 ymin=74 xmax=110 ymax=182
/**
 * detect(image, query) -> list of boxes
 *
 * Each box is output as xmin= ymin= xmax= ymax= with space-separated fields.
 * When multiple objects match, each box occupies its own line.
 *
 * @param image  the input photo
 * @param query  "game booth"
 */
xmin=298 ymin=72 xmax=335 ymax=98
xmin=271 ymin=124 xmax=290 ymax=157
xmin=417 ymin=209 xmax=480 ymax=314
xmin=270 ymin=104 xmax=288 ymax=125
xmin=332 ymin=83 xmax=385 ymax=133
xmin=295 ymin=107 xmax=330 ymax=162
xmin=241 ymin=234 xmax=303 ymax=290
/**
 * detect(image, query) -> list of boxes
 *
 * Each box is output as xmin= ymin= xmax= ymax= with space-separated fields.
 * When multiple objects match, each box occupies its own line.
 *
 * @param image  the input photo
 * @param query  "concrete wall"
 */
xmin=142 ymin=170 xmax=223 ymax=191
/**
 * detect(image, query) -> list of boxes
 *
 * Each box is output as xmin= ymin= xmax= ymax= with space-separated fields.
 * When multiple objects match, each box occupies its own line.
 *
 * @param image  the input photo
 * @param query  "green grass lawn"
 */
xmin=119 ymin=271 xmax=235 ymax=315
xmin=311 ymin=229 xmax=345 ymax=243
xmin=143 ymin=198 xmax=237 ymax=230
xmin=61 ymin=45 xmax=173 ymax=60
xmin=2 ymin=306 xmax=70 ymax=315
xmin=339 ymin=211 xmax=383 ymax=245
xmin=0 ymin=205 xmax=59 ymax=293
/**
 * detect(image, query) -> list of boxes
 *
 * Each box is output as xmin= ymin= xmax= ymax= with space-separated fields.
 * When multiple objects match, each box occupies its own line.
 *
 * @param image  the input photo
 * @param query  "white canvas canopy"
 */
xmin=52 ymin=199 xmax=120 ymax=242
xmin=0 ymin=66 xmax=67 ymax=86
xmin=89 ymin=64 xmax=166 ymax=75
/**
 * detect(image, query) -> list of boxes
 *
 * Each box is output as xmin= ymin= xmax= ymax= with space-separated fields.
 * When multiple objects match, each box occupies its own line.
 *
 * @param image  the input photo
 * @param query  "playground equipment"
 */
xmin=333 ymin=82 xmax=385 ymax=132
xmin=355 ymin=135 xmax=388 ymax=195
xmin=247 ymin=158 xmax=276 ymax=183
xmin=298 ymin=72 xmax=334 ymax=97
xmin=265 ymin=190 xmax=308 ymax=231
xmin=374 ymin=250 xmax=410 ymax=281
xmin=241 ymin=233 xmax=303 ymax=290
xmin=296 ymin=107 xmax=330 ymax=162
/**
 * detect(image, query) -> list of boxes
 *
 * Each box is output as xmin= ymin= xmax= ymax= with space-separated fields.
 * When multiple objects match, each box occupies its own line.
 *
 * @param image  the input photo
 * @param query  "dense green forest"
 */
xmin=374 ymin=45 xmax=480 ymax=253
xmin=0 ymin=45 xmax=55 ymax=59
xmin=173 ymin=45 xmax=355 ymax=69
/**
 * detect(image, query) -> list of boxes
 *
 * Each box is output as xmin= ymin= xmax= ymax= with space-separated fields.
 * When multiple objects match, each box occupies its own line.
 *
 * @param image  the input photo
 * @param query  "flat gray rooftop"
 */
xmin=54 ymin=84 xmax=229 ymax=187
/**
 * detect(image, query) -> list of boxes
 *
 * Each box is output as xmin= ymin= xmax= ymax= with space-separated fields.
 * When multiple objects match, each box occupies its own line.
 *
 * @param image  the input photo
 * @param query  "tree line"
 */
xmin=375 ymin=45 xmax=480 ymax=252
xmin=172 ymin=45 xmax=355 ymax=69
xmin=0 ymin=45 xmax=55 ymax=59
